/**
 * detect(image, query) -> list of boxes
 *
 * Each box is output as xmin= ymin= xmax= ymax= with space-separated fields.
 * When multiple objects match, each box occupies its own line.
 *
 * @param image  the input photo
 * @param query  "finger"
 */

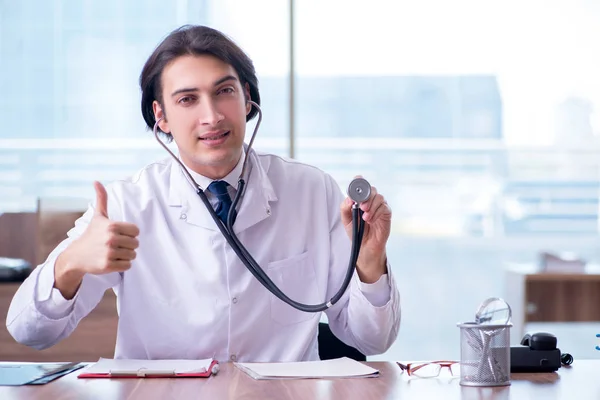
xmin=93 ymin=181 xmax=109 ymax=218
xmin=110 ymin=236 xmax=139 ymax=250
xmin=359 ymin=186 xmax=378 ymax=213
xmin=108 ymin=221 xmax=140 ymax=237
xmin=362 ymin=194 xmax=385 ymax=221
xmin=340 ymin=197 xmax=353 ymax=227
xmin=108 ymin=260 xmax=132 ymax=272
xmin=109 ymin=248 xmax=137 ymax=261
xmin=364 ymin=200 xmax=392 ymax=223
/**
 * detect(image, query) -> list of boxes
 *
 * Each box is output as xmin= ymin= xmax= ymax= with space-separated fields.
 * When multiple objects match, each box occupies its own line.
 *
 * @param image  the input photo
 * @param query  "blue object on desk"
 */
xmin=0 ymin=362 xmax=84 ymax=386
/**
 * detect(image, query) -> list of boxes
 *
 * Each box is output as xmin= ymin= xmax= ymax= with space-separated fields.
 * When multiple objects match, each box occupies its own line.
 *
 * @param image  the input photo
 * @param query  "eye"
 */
xmin=217 ymin=87 xmax=235 ymax=95
xmin=178 ymin=95 xmax=196 ymax=105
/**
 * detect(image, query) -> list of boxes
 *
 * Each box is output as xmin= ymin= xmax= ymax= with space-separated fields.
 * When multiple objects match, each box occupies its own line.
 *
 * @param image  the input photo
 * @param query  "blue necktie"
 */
xmin=207 ymin=180 xmax=236 ymax=225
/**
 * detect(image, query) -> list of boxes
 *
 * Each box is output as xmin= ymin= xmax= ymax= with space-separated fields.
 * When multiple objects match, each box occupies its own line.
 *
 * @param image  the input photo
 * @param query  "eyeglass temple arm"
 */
xmin=396 ymin=362 xmax=426 ymax=375
xmin=430 ymin=360 xmax=458 ymax=366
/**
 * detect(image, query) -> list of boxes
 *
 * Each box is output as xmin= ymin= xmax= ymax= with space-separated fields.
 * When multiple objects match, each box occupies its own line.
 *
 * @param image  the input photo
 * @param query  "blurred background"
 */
xmin=1 ymin=0 xmax=600 ymax=362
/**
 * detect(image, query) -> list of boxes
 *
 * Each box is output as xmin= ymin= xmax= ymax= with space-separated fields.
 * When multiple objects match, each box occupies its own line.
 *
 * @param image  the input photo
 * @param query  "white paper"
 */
xmin=83 ymin=358 xmax=214 ymax=375
xmin=234 ymin=357 xmax=379 ymax=380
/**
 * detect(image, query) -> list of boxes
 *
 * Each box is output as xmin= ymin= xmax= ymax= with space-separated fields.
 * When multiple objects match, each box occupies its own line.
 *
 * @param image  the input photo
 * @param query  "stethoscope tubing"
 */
xmin=153 ymin=101 xmax=364 ymax=312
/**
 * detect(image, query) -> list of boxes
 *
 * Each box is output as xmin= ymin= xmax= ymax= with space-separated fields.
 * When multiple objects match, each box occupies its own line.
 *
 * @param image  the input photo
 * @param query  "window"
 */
xmin=0 ymin=0 xmax=288 ymax=211
xmin=295 ymin=0 xmax=600 ymax=360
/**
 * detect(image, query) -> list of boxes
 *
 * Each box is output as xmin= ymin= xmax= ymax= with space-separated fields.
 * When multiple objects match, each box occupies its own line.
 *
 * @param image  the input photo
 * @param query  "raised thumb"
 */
xmin=93 ymin=181 xmax=109 ymax=218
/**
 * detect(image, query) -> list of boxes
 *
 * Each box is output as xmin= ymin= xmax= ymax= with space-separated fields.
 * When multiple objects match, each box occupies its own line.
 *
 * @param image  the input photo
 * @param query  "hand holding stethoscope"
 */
xmin=342 ymin=177 xmax=392 ymax=284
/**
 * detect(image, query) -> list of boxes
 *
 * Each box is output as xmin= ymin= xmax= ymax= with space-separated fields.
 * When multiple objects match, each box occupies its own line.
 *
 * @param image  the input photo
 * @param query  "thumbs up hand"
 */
xmin=83 ymin=181 xmax=140 ymax=273
xmin=93 ymin=180 xmax=110 ymax=218
xmin=54 ymin=181 xmax=140 ymax=299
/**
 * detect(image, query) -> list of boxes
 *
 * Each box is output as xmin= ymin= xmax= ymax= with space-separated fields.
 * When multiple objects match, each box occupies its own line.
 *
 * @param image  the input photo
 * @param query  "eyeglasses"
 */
xmin=397 ymin=361 xmax=459 ymax=378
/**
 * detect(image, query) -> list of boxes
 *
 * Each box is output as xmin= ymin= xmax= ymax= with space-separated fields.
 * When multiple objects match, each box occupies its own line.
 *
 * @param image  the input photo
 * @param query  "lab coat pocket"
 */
xmin=266 ymin=251 xmax=320 ymax=325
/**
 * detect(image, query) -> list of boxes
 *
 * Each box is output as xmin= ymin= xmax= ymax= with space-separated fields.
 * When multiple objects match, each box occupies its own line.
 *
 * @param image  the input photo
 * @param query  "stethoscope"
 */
xmin=153 ymin=100 xmax=372 ymax=312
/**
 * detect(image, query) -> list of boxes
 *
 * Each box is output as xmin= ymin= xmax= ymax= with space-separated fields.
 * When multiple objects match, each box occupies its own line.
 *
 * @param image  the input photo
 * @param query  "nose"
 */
xmin=199 ymin=98 xmax=224 ymax=126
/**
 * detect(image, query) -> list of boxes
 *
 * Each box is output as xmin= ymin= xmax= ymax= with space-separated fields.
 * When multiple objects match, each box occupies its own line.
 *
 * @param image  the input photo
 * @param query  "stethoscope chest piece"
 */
xmin=347 ymin=178 xmax=371 ymax=203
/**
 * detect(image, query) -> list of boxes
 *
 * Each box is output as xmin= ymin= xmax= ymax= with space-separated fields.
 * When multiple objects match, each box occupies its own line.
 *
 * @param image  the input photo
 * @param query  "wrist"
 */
xmin=54 ymin=249 xmax=85 ymax=299
xmin=356 ymin=251 xmax=387 ymax=284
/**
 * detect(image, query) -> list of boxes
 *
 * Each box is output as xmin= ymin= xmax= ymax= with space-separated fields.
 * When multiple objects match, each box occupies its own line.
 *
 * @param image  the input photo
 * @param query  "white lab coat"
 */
xmin=6 ymin=148 xmax=401 ymax=362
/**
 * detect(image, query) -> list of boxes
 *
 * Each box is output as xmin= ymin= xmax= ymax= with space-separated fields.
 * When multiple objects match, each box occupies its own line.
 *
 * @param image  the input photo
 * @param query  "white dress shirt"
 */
xmin=6 ymin=148 xmax=401 ymax=362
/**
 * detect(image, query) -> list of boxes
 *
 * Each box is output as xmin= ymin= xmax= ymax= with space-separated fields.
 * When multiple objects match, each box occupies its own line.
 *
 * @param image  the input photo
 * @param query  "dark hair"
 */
xmin=139 ymin=25 xmax=260 ymax=139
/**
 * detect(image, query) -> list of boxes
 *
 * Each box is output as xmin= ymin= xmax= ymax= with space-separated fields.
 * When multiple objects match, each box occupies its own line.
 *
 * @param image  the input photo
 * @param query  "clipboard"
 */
xmin=78 ymin=358 xmax=219 ymax=379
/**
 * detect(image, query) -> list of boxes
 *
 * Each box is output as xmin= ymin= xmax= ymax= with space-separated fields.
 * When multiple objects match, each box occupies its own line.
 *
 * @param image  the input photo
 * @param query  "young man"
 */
xmin=7 ymin=25 xmax=400 ymax=362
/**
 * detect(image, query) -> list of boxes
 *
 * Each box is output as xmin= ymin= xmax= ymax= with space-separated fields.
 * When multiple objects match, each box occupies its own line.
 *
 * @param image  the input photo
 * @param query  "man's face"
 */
xmin=153 ymin=54 xmax=251 ymax=179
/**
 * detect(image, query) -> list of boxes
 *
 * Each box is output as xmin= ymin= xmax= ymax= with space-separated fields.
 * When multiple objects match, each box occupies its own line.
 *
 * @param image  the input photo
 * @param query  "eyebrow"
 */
xmin=170 ymin=75 xmax=238 ymax=97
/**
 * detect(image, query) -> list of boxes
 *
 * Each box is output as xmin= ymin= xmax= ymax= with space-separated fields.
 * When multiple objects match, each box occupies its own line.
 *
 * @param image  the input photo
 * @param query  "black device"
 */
xmin=0 ymin=258 xmax=32 ymax=282
xmin=510 ymin=332 xmax=573 ymax=372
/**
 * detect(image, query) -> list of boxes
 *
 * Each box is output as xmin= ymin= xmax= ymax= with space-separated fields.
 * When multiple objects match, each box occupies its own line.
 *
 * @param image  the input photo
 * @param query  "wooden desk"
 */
xmin=505 ymin=264 xmax=600 ymax=344
xmin=0 ymin=283 xmax=118 ymax=362
xmin=0 ymin=360 xmax=598 ymax=399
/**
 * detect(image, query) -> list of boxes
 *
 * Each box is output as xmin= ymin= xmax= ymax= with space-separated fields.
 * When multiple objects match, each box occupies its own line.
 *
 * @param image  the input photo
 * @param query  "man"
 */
xmin=7 ymin=25 xmax=400 ymax=362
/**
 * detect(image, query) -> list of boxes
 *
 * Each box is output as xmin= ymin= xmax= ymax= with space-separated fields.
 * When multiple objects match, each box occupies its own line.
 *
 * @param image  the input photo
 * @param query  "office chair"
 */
xmin=318 ymin=322 xmax=366 ymax=361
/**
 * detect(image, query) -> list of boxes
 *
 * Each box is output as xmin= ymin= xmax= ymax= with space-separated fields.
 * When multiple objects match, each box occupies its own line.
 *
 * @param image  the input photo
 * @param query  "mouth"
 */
xmin=199 ymin=131 xmax=230 ymax=141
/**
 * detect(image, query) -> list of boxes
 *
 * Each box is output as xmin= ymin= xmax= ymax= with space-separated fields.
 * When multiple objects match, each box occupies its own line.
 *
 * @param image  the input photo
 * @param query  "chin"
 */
xmin=193 ymin=152 xmax=237 ymax=169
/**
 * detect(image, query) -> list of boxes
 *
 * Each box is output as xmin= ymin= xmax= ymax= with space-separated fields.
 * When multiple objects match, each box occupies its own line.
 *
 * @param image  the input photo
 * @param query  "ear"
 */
xmin=244 ymin=83 xmax=252 ymax=115
xmin=152 ymin=100 xmax=170 ymax=133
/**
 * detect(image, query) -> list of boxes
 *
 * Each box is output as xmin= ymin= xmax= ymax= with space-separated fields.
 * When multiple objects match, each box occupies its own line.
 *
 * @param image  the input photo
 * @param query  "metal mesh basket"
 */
xmin=457 ymin=322 xmax=512 ymax=387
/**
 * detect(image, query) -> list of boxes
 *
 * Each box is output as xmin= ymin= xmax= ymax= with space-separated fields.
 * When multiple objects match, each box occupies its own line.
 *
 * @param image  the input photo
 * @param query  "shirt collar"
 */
xmin=167 ymin=146 xmax=277 ymax=211
xmin=184 ymin=149 xmax=246 ymax=191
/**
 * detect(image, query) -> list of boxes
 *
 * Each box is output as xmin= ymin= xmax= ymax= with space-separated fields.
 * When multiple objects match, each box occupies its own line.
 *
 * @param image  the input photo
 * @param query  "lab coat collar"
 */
xmin=167 ymin=146 xmax=277 ymax=233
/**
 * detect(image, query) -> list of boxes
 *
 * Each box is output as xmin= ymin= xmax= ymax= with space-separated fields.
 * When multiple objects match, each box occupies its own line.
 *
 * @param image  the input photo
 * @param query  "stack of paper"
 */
xmin=78 ymin=358 xmax=217 ymax=378
xmin=234 ymin=357 xmax=379 ymax=380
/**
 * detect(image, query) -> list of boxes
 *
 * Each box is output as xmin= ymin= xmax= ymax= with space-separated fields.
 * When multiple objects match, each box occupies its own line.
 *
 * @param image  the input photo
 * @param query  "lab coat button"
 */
xmin=230 ymin=354 xmax=237 ymax=361
xmin=232 ymin=297 xmax=238 ymax=304
xmin=180 ymin=213 xmax=187 ymax=220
